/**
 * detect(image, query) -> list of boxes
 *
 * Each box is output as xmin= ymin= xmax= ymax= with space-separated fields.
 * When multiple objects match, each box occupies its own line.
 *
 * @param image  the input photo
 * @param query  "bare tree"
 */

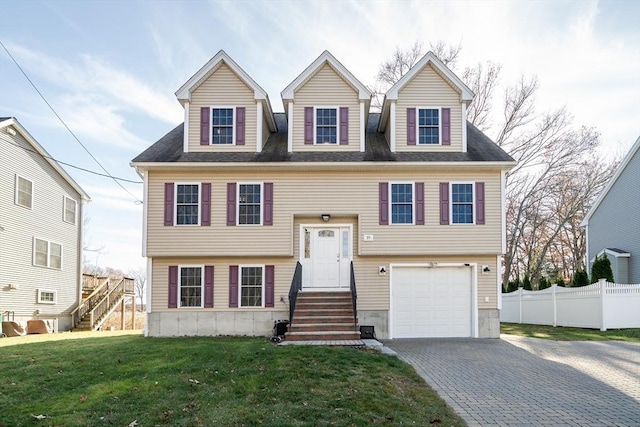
xmin=462 ymin=62 xmax=502 ymax=131
xmin=128 ymin=267 xmax=147 ymax=307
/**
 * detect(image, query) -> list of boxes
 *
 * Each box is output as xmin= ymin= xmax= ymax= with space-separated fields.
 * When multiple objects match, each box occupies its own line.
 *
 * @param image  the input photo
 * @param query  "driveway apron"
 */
xmin=384 ymin=335 xmax=640 ymax=427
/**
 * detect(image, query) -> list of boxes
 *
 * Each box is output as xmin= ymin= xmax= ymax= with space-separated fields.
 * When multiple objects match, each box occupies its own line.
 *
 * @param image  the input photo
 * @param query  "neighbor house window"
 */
xmin=175 ymin=184 xmax=200 ymax=225
xmin=63 ymin=196 xmax=77 ymax=224
xmin=34 ymin=238 xmax=62 ymax=269
xmin=418 ymin=108 xmax=440 ymax=144
xmin=211 ymin=108 xmax=234 ymax=144
xmin=390 ymin=183 xmax=414 ymax=224
xmin=37 ymin=289 xmax=56 ymax=304
xmin=15 ymin=175 xmax=33 ymax=209
xmin=238 ymin=183 xmax=262 ymax=225
xmin=316 ymin=108 xmax=337 ymax=144
xmin=179 ymin=266 xmax=203 ymax=308
xmin=451 ymin=183 xmax=474 ymax=224
xmin=240 ymin=266 xmax=264 ymax=307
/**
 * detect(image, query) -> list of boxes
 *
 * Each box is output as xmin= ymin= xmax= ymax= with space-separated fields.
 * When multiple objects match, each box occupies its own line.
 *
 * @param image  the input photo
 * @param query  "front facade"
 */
xmin=0 ymin=117 xmax=90 ymax=331
xmin=132 ymin=50 xmax=515 ymax=339
xmin=582 ymin=137 xmax=640 ymax=284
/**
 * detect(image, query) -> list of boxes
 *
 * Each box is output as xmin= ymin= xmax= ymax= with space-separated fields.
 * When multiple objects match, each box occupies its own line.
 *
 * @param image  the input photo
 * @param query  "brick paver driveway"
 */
xmin=384 ymin=335 xmax=640 ymax=426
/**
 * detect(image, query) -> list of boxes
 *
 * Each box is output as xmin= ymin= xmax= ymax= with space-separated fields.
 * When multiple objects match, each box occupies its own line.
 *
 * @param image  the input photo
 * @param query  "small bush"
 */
xmin=522 ymin=274 xmax=532 ymax=290
xmin=591 ymin=255 xmax=614 ymax=283
xmin=572 ymin=270 xmax=589 ymax=287
xmin=538 ymin=277 xmax=550 ymax=290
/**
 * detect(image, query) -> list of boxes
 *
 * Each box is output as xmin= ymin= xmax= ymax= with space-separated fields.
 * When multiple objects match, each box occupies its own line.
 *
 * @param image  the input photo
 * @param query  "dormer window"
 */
xmin=406 ymin=107 xmax=450 ymax=146
xmin=418 ymin=108 xmax=440 ymax=144
xmin=316 ymin=108 xmax=338 ymax=144
xmin=211 ymin=108 xmax=234 ymax=144
xmin=304 ymin=107 xmax=349 ymax=145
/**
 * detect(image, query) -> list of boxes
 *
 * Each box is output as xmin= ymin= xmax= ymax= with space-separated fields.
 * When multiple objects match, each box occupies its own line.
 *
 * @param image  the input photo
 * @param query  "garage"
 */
xmin=391 ymin=265 xmax=473 ymax=338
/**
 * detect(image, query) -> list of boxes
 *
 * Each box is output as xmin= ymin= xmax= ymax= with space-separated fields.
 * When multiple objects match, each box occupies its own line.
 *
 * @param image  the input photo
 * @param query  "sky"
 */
xmin=1 ymin=0 xmax=639 ymax=273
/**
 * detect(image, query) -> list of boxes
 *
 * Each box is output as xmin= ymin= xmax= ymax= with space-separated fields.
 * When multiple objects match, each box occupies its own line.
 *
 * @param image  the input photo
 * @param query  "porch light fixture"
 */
xmin=321 ymin=214 xmax=331 ymax=222
xmin=482 ymin=265 xmax=491 ymax=273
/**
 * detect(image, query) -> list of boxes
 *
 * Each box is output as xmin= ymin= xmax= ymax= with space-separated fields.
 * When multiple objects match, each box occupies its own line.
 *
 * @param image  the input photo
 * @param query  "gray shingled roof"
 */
xmin=131 ymin=113 xmax=514 ymax=163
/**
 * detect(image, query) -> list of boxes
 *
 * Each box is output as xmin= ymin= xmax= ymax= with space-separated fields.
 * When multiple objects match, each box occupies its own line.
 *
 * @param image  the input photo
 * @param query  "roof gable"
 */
xmin=281 ymin=50 xmax=372 ymax=103
xmin=175 ymin=50 xmax=276 ymax=131
xmin=582 ymin=136 xmax=640 ymax=226
xmin=1 ymin=117 xmax=90 ymax=201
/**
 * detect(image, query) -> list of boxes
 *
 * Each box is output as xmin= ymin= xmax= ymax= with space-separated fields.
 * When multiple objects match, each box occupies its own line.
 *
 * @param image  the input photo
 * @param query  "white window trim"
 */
xmin=239 ymin=264 xmax=265 ymax=308
xmin=33 ymin=237 xmax=63 ymax=270
xmin=313 ymin=106 xmax=340 ymax=145
xmin=15 ymin=174 xmax=33 ymax=209
xmin=178 ymin=264 xmax=204 ymax=309
xmin=209 ymin=106 xmax=236 ymax=145
xmin=37 ymin=288 xmax=57 ymax=304
xmin=237 ymin=182 xmax=263 ymax=226
xmin=389 ymin=182 xmax=415 ymax=225
xmin=174 ymin=182 xmax=202 ymax=226
xmin=416 ymin=107 xmax=442 ymax=145
xmin=450 ymin=182 xmax=476 ymax=225
xmin=63 ymin=196 xmax=77 ymax=225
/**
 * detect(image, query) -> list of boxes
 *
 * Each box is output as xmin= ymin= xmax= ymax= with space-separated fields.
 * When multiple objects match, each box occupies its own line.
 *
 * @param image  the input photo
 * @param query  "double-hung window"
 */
xmin=179 ymin=266 xmax=203 ymax=308
xmin=238 ymin=183 xmax=262 ymax=225
xmin=211 ymin=108 xmax=234 ymax=144
xmin=316 ymin=108 xmax=337 ymax=144
xmin=64 ymin=196 xmax=77 ymax=224
xmin=390 ymin=183 xmax=414 ymax=224
xmin=418 ymin=108 xmax=440 ymax=144
xmin=451 ymin=183 xmax=474 ymax=224
xmin=34 ymin=238 xmax=62 ymax=269
xmin=15 ymin=175 xmax=33 ymax=209
xmin=240 ymin=266 xmax=264 ymax=308
xmin=176 ymin=184 xmax=200 ymax=225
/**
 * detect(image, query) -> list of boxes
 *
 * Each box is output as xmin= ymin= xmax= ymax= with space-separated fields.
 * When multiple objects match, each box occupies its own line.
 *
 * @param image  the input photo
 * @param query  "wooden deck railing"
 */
xmin=71 ymin=277 xmax=135 ymax=330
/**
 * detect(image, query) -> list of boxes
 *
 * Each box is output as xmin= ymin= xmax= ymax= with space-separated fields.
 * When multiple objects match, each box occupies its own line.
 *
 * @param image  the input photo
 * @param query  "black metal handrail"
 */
xmin=288 ymin=262 xmax=302 ymax=324
xmin=350 ymin=261 xmax=357 ymax=326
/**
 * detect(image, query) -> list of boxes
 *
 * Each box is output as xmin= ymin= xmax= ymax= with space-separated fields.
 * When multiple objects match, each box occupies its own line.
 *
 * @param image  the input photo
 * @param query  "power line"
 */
xmin=0 ymin=40 xmax=142 ymax=203
xmin=1 ymin=138 xmax=142 ymax=184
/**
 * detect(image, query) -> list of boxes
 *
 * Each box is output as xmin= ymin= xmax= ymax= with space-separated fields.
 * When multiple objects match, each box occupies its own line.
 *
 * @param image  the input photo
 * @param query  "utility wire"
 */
xmin=1 ymin=138 xmax=143 ymax=184
xmin=0 ymin=40 xmax=142 ymax=202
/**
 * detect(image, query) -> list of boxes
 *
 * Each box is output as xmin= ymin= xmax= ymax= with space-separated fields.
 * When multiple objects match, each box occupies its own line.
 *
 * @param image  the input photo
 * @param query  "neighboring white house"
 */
xmin=582 ymin=137 xmax=640 ymax=284
xmin=0 ymin=117 xmax=90 ymax=331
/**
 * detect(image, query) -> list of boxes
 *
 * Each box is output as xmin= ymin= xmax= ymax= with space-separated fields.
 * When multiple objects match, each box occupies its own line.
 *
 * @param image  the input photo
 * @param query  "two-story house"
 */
xmin=131 ymin=50 xmax=515 ymax=340
xmin=1 ymin=117 xmax=90 ymax=332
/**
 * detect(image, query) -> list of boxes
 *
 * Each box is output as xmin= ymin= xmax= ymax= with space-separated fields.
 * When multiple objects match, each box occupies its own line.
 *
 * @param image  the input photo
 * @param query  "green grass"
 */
xmin=0 ymin=333 xmax=465 ymax=426
xmin=501 ymin=323 xmax=640 ymax=342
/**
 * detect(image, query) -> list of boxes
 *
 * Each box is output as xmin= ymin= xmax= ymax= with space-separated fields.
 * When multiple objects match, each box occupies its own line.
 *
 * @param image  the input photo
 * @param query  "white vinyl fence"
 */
xmin=501 ymin=279 xmax=640 ymax=330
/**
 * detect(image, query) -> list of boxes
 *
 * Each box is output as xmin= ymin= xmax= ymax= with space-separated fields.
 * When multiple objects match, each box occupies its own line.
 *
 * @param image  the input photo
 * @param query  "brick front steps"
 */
xmin=285 ymin=291 xmax=360 ymax=342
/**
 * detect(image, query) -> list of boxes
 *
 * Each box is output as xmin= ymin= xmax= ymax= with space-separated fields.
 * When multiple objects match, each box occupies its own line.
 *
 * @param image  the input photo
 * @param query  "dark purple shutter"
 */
xmin=379 ymin=182 xmax=389 ymax=225
xmin=229 ymin=266 xmax=238 ymax=308
xmin=200 ymin=107 xmax=210 ymax=145
xmin=263 ymin=183 xmax=273 ymax=226
xmin=204 ymin=265 xmax=214 ymax=308
xmin=265 ymin=265 xmax=275 ymax=308
xmin=236 ymin=107 xmax=245 ymax=145
xmin=415 ymin=182 xmax=424 ymax=225
xmin=164 ymin=183 xmax=174 ymax=226
xmin=476 ymin=182 xmax=485 ymax=225
xmin=407 ymin=108 xmax=416 ymax=145
xmin=339 ymin=107 xmax=349 ymax=145
xmin=168 ymin=266 xmax=178 ymax=308
xmin=201 ymin=183 xmax=211 ymax=226
xmin=227 ymin=183 xmax=236 ymax=226
xmin=304 ymin=107 xmax=314 ymax=144
xmin=442 ymin=108 xmax=451 ymax=145
xmin=440 ymin=182 xmax=450 ymax=225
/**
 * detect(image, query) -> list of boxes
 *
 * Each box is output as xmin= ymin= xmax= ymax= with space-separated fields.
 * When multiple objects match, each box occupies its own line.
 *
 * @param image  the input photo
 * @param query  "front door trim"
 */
xmin=299 ymin=223 xmax=353 ymax=291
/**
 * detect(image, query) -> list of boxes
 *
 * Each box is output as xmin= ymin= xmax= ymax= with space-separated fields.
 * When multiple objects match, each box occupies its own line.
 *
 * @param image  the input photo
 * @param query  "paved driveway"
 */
xmin=384 ymin=335 xmax=640 ymax=427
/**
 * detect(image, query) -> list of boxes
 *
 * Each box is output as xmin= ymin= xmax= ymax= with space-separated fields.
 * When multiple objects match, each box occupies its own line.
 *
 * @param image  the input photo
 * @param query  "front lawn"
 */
xmin=0 ymin=334 xmax=465 ymax=426
xmin=501 ymin=323 xmax=640 ymax=342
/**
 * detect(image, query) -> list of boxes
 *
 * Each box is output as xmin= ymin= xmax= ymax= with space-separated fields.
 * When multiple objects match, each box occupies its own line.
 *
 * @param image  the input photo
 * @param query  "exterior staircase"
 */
xmin=285 ymin=291 xmax=360 ymax=341
xmin=71 ymin=276 xmax=135 ymax=331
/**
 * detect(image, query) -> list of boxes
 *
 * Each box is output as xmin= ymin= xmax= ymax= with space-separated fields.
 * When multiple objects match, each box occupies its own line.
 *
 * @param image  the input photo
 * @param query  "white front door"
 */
xmin=301 ymin=226 xmax=352 ymax=290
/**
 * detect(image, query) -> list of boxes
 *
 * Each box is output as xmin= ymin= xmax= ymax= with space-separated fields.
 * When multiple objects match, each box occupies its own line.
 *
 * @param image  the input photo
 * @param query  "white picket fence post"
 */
xmin=599 ymin=278 xmax=607 ymax=331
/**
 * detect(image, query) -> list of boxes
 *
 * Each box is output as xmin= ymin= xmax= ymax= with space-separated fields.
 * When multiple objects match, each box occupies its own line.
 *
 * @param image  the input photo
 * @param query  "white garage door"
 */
xmin=392 ymin=266 xmax=472 ymax=338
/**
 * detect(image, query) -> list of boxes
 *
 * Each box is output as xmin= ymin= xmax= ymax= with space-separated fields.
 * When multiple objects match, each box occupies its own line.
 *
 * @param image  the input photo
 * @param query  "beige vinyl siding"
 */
xmin=146 ymin=169 xmax=502 ymax=257
xmin=292 ymin=64 xmax=360 ymax=151
xmin=188 ymin=63 xmax=257 ymax=152
xmin=0 ymin=127 xmax=82 ymax=328
xmin=395 ymin=64 xmax=462 ymax=152
xmin=150 ymin=255 xmax=498 ymax=313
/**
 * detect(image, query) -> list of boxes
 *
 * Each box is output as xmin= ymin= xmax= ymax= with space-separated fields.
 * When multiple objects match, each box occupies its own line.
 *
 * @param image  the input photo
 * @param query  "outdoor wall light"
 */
xmin=482 ymin=265 xmax=491 ymax=274
xmin=321 ymin=214 xmax=331 ymax=222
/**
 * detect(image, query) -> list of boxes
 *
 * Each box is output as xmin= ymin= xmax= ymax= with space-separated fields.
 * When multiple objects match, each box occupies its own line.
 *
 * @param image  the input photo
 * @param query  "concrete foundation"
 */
xmin=358 ymin=310 xmax=389 ymax=339
xmin=146 ymin=311 xmax=288 ymax=337
xmin=478 ymin=309 xmax=500 ymax=338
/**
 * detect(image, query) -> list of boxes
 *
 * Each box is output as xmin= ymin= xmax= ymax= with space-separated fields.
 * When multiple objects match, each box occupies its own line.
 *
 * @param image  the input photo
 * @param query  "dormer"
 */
xmin=378 ymin=51 xmax=474 ymax=153
xmin=175 ymin=50 xmax=277 ymax=153
xmin=281 ymin=51 xmax=372 ymax=153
